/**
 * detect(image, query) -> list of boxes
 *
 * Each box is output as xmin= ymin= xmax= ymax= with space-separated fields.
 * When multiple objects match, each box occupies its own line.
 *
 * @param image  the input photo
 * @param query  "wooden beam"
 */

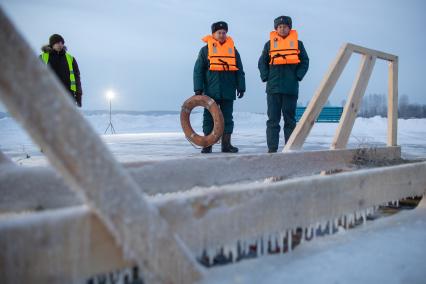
xmin=332 ymin=55 xmax=376 ymax=149
xmin=1 ymin=147 xmax=401 ymax=213
xmin=121 ymin=146 xmax=402 ymax=194
xmin=388 ymin=58 xmax=399 ymax=146
xmin=0 ymin=8 xmax=202 ymax=283
xmin=284 ymin=44 xmax=353 ymax=151
xmin=0 ymin=150 xmax=13 ymax=165
xmin=285 ymin=42 xmax=398 ymax=151
xmin=0 ymin=162 xmax=84 ymax=213
xmin=347 ymin=43 xmax=397 ymax=62
xmin=153 ymin=161 xmax=426 ymax=254
xmin=1 ymin=161 xmax=424 ymax=281
xmin=0 ymin=206 xmax=132 ymax=283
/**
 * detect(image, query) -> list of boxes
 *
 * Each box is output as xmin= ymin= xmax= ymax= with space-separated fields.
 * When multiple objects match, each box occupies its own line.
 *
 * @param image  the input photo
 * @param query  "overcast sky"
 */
xmin=1 ymin=0 xmax=425 ymax=112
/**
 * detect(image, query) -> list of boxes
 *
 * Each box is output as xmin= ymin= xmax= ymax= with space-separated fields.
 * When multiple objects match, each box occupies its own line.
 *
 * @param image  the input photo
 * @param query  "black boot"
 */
xmin=221 ymin=134 xmax=238 ymax=153
xmin=201 ymin=145 xmax=212 ymax=154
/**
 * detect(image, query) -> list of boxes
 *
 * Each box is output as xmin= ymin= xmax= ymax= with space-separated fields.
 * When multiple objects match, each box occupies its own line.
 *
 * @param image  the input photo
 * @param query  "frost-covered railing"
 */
xmin=285 ymin=42 xmax=398 ymax=151
xmin=0 ymin=8 xmax=203 ymax=284
xmin=1 ymin=157 xmax=426 ymax=283
xmin=0 ymin=6 xmax=421 ymax=284
xmin=0 ymin=146 xmax=401 ymax=213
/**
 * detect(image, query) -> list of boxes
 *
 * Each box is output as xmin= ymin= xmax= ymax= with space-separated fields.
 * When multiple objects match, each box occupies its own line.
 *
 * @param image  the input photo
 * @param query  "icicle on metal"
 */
xmin=222 ymin=245 xmax=230 ymax=262
xmin=206 ymin=247 xmax=216 ymax=265
xmin=231 ymin=243 xmax=238 ymax=262
xmin=314 ymin=222 xmax=319 ymax=239
xmin=256 ymin=238 xmax=261 ymax=256
xmin=333 ymin=218 xmax=339 ymax=233
xmin=361 ymin=210 xmax=367 ymax=225
xmin=306 ymin=225 xmax=314 ymax=240
xmin=269 ymin=234 xmax=276 ymax=253
xmin=262 ymin=235 xmax=267 ymax=255
xmin=288 ymin=229 xmax=293 ymax=252
xmin=279 ymin=231 xmax=285 ymax=253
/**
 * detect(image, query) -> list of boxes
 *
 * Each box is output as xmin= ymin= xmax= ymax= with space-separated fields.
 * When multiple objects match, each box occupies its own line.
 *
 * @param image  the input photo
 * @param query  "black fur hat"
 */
xmin=274 ymin=16 xmax=292 ymax=30
xmin=211 ymin=21 xmax=228 ymax=33
xmin=49 ymin=34 xmax=64 ymax=46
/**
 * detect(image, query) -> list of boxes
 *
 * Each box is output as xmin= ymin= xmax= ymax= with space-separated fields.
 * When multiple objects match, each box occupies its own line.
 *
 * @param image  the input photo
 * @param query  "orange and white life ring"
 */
xmin=180 ymin=95 xmax=224 ymax=147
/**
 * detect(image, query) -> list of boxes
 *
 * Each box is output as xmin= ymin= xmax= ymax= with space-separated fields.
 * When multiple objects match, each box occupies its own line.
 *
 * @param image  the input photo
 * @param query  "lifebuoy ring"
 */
xmin=180 ymin=95 xmax=224 ymax=147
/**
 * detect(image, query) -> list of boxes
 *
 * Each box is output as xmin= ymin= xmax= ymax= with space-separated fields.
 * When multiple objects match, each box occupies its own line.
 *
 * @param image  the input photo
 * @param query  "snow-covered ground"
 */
xmin=0 ymin=112 xmax=425 ymax=166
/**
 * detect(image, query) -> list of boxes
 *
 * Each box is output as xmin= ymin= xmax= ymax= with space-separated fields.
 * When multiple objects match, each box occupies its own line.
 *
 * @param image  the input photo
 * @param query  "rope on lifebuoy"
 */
xmin=206 ymin=99 xmax=214 ymax=110
xmin=181 ymin=106 xmax=191 ymax=113
xmin=185 ymin=135 xmax=201 ymax=149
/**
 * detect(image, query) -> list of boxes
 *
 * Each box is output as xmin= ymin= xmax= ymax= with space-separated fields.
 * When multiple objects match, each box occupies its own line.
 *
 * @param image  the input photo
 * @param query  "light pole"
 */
xmin=104 ymin=90 xmax=116 ymax=134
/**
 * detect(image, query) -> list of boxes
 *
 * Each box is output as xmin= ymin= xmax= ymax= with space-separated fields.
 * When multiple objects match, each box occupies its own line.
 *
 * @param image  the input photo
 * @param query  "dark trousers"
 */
xmin=203 ymin=99 xmax=234 ymax=135
xmin=266 ymin=93 xmax=298 ymax=151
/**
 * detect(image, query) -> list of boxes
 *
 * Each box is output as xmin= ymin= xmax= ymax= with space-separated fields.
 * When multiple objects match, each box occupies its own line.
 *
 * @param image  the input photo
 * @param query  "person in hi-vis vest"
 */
xmin=258 ymin=16 xmax=309 ymax=153
xmin=193 ymin=21 xmax=246 ymax=154
xmin=40 ymin=34 xmax=83 ymax=107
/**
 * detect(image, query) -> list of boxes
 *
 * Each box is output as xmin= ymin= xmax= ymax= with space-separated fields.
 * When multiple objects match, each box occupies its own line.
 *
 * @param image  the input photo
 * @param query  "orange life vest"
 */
xmin=269 ymin=30 xmax=300 ymax=65
xmin=202 ymin=35 xmax=239 ymax=71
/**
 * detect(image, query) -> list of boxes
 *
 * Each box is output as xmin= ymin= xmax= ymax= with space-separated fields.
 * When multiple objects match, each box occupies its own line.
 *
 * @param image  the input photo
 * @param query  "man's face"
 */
xmin=276 ymin=24 xmax=290 ymax=37
xmin=52 ymin=42 xmax=64 ymax=52
xmin=213 ymin=29 xmax=227 ymax=44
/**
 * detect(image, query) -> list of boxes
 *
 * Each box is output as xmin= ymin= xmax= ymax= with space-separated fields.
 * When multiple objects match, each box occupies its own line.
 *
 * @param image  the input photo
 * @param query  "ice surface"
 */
xmin=1 ymin=114 xmax=425 ymax=166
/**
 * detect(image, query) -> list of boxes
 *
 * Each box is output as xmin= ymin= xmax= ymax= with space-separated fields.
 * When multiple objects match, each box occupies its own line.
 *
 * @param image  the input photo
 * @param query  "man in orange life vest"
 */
xmin=193 ymin=21 xmax=246 ymax=154
xmin=258 ymin=16 xmax=309 ymax=153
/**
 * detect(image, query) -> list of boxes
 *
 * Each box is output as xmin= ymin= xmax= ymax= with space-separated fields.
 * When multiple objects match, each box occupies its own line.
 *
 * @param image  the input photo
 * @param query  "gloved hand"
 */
xmin=237 ymin=91 xmax=244 ymax=99
xmin=195 ymin=90 xmax=203 ymax=96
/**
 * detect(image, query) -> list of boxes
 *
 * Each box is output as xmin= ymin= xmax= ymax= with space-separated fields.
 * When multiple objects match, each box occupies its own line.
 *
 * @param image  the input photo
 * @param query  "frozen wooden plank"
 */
xmin=285 ymin=43 xmax=397 ymax=151
xmin=1 ymin=161 xmax=424 ymax=279
xmin=332 ymin=54 xmax=376 ymax=149
xmin=0 ymin=147 xmax=402 ymax=213
xmin=0 ymin=150 xmax=13 ymax=165
xmin=155 ymin=161 xmax=426 ymax=254
xmin=0 ymin=161 xmax=84 ymax=213
xmin=124 ymin=146 xmax=402 ymax=194
xmin=388 ymin=58 xmax=398 ymax=146
xmin=284 ymin=44 xmax=353 ymax=151
xmin=0 ymin=206 xmax=132 ymax=283
xmin=0 ymin=8 xmax=202 ymax=284
xmin=347 ymin=43 xmax=397 ymax=62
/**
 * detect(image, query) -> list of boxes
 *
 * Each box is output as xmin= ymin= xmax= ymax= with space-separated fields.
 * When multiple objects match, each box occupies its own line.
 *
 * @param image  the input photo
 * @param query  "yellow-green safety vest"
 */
xmin=41 ymin=52 xmax=77 ymax=92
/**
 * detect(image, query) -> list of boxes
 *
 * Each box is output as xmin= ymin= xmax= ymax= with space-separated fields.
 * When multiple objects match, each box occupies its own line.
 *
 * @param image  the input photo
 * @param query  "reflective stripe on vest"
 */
xmin=202 ymin=35 xmax=239 ymax=71
xmin=41 ymin=52 xmax=77 ymax=92
xmin=269 ymin=30 xmax=300 ymax=65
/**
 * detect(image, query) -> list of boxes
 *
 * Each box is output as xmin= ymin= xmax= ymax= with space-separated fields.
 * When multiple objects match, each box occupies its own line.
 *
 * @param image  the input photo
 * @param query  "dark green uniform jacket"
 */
xmin=258 ymin=40 xmax=309 ymax=95
xmin=194 ymin=45 xmax=246 ymax=100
